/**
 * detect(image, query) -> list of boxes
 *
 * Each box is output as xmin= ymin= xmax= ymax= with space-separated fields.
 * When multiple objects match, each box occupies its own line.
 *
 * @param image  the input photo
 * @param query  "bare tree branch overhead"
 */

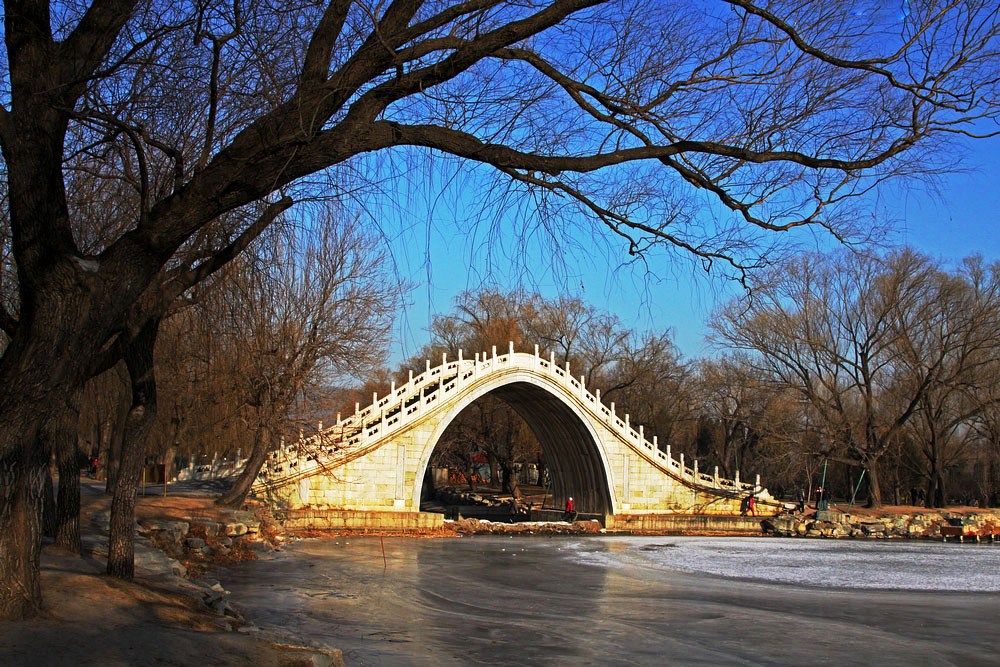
xmin=1 ymin=0 xmax=999 ymax=620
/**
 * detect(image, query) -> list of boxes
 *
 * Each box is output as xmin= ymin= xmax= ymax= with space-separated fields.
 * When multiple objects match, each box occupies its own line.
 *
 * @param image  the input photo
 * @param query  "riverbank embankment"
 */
xmin=0 ymin=485 xmax=346 ymax=666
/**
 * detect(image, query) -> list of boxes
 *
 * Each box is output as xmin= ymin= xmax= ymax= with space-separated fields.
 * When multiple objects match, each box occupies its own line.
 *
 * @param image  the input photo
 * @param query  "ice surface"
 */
xmin=566 ymin=536 xmax=1000 ymax=591
xmin=218 ymin=536 xmax=1000 ymax=666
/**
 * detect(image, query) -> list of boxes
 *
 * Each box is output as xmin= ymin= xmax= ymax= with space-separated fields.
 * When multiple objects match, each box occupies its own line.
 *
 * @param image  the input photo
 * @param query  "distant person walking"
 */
xmin=747 ymin=494 xmax=756 ymax=516
xmin=562 ymin=496 xmax=577 ymax=522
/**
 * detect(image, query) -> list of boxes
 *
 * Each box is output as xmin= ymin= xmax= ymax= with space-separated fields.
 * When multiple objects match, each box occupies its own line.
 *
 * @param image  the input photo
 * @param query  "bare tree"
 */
xmin=692 ymin=354 xmax=807 ymax=495
xmin=213 ymin=212 xmax=404 ymax=507
xmin=3 ymin=0 xmax=1000 ymax=619
xmin=695 ymin=355 xmax=769 ymax=477
xmin=897 ymin=257 xmax=1000 ymax=506
xmin=713 ymin=250 xmax=953 ymax=507
xmin=969 ymin=362 xmax=1000 ymax=506
xmin=599 ymin=331 xmax=691 ymax=451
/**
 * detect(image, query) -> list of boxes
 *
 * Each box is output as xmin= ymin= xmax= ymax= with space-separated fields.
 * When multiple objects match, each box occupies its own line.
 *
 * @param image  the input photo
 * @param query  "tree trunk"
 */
xmin=50 ymin=390 xmax=84 ymax=552
xmin=217 ymin=429 xmax=270 ymax=508
xmin=536 ymin=457 xmax=548 ymax=490
xmin=463 ymin=453 xmax=477 ymax=491
xmin=501 ymin=462 xmax=521 ymax=498
xmin=864 ymin=462 xmax=883 ymax=508
xmin=0 ymin=441 xmax=50 ymax=619
xmin=54 ymin=443 xmax=82 ymax=553
xmin=0 ymin=329 xmax=90 ymax=618
xmin=43 ymin=463 xmax=57 ymax=539
xmin=162 ymin=443 xmax=179 ymax=484
xmin=104 ymin=373 xmax=131 ymax=495
xmin=488 ymin=453 xmax=499 ymax=488
xmin=107 ymin=320 xmax=160 ymax=580
xmin=0 ymin=301 xmax=125 ymax=618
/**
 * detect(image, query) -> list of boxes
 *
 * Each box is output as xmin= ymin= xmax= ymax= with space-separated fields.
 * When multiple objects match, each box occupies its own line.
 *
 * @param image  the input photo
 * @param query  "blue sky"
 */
xmin=381 ymin=133 xmax=1000 ymax=366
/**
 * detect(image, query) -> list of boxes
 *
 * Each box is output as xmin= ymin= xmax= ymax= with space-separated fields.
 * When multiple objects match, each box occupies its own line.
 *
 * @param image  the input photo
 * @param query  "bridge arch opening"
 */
xmin=417 ymin=380 xmax=614 ymax=517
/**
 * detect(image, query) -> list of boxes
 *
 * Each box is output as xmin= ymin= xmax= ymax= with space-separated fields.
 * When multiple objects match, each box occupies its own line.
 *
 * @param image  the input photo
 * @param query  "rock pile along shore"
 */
xmin=86 ymin=506 xmax=279 ymax=620
xmin=763 ymin=509 xmax=1000 ymax=541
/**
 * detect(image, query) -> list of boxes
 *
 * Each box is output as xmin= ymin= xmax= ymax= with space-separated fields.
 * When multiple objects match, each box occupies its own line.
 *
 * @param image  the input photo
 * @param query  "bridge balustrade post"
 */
xmin=426 ymin=359 xmax=431 ymax=373
xmin=318 ymin=421 xmax=323 ymax=434
xmin=458 ymin=349 xmax=463 ymax=362
xmin=595 ymin=388 xmax=601 ymax=404
xmin=694 ymin=460 xmax=699 ymax=481
xmin=474 ymin=353 xmax=479 ymax=378
xmin=564 ymin=361 xmax=571 ymax=385
xmin=639 ymin=424 xmax=644 ymax=443
xmin=735 ymin=470 xmax=741 ymax=488
xmin=550 ymin=351 xmax=555 ymax=371
xmin=391 ymin=381 xmax=395 ymax=395
xmin=580 ymin=375 xmax=585 ymax=398
xmin=755 ymin=474 xmax=760 ymax=491
xmin=509 ymin=341 xmax=514 ymax=357
xmin=610 ymin=402 xmax=615 ymax=419
xmin=534 ymin=344 xmax=539 ymax=369
xmin=373 ymin=391 xmax=378 ymax=406
xmin=680 ymin=453 xmax=685 ymax=477
xmin=442 ymin=352 xmax=447 ymax=366
xmin=666 ymin=444 xmax=671 ymax=462
xmin=355 ymin=402 xmax=359 ymax=417
xmin=653 ymin=435 xmax=658 ymax=451
xmin=625 ymin=413 xmax=630 ymax=432
xmin=714 ymin=466 xmax=720 ymax=486
xmin=492 ymin=345 xmax=496 ymax=360
xmin=336 ymin=413 xmax=341 ymax=426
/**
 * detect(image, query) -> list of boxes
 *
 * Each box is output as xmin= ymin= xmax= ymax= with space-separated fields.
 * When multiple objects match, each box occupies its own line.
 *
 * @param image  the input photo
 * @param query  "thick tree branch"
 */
xmin=90 ymin=197 xmax=294 ymax=376
xmin=166 ymin=197 xmax=294 ymax=299
xmin=56 ymin=0 xmax=141 ymax=103
xmin=300 ymin=0 xmax=354 ymax=86
xmin=375 ymin=120 xmax=918 ymax=178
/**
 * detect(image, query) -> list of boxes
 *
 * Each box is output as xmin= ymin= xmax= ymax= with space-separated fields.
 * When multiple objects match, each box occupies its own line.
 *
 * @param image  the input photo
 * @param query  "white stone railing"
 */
xmin=255 ymin=342 xmax=762 ymax=496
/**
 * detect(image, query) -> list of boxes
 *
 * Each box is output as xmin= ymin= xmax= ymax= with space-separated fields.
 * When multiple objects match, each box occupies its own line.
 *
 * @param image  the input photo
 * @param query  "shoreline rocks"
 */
xmin=762 ymin=508 xmax=1000 ymax=540
xmin=450 ymin=517 xmax=604 ymax=535
xmin=85 ymin=505 xmax=283 ymax=618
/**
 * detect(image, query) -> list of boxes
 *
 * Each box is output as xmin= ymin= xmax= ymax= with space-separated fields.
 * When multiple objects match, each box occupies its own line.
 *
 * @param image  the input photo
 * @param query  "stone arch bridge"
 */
xmin=253 ymin=344 xmax=777 ymax=531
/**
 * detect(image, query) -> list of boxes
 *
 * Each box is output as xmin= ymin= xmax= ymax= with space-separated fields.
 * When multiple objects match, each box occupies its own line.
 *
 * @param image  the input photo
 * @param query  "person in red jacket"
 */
xmin=562 ymin=496 xmax=577 ymax=522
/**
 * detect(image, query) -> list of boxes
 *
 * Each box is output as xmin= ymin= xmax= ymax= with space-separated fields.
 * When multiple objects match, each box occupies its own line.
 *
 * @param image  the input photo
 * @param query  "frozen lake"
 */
xmin=219 ymin=536 xmax=1000 ymax=666
xmin=571 ymin=536 xmax=1000 ymax=592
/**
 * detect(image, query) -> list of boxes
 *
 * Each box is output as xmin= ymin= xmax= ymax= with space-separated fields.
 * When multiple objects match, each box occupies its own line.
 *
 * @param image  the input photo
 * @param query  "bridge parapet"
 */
xmin=254 ymin=343 xmax=767 ymax=507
